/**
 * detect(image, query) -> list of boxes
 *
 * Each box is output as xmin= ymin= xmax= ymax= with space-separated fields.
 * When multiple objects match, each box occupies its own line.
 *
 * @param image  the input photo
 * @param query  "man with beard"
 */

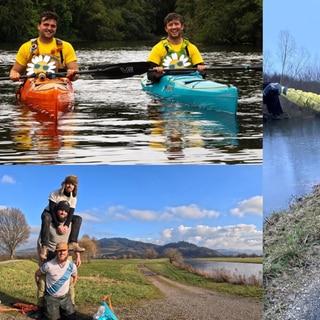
xmin=39 ymin=175 xmax=85 ymax=260
xmin=35 ymin=242 xmax=78 ymax=320
xmin=33 ymin=200 xmax=81 ymax=319
xmin=147 ymin=12 xmax=206 ymax=81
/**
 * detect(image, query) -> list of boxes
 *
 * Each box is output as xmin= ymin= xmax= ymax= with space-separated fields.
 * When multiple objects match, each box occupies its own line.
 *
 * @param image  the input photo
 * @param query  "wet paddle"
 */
xmin=148 ymin=65 xmax=262 ymax=74
xmin=0 ymin=62 xmax=151 ymax=81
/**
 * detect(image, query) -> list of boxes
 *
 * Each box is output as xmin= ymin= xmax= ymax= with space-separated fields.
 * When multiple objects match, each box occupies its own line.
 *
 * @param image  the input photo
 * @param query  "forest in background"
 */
xmin=0 ymin=0 xmax=262 ymax=45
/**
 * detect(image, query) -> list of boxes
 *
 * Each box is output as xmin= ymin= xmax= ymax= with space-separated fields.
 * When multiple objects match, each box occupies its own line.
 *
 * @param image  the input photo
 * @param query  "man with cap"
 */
xmin=34 ymin=200 xmax=81 ymax=319
xmin=35 ymin=242 xmax=78 ymax=320
xmin=39 ymin=175 xmax=85 ymax=260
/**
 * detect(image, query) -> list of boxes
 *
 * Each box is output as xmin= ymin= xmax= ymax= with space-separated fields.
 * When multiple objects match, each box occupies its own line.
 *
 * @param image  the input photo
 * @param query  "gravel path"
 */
xmin=117 ymin=265 xmax=262 ymax=320
xmin=0 ymin=265 xmax=262 ymax=320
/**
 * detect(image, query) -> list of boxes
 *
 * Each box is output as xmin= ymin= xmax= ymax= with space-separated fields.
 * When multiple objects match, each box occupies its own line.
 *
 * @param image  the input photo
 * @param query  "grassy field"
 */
xmin=0 ymin=258 xmax=262 ymax=316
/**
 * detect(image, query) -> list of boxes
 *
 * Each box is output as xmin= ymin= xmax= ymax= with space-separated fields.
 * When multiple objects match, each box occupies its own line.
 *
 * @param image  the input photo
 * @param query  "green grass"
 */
xmin=144 ymin=259 xmax=262 ymax=299
xmin=0 ymin=258 xmax=261 ymax=316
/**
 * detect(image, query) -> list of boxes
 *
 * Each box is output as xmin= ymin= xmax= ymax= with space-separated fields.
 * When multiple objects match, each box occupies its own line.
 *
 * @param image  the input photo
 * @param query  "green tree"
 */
xmin=0 ymin=207 xmax=30 ymax=259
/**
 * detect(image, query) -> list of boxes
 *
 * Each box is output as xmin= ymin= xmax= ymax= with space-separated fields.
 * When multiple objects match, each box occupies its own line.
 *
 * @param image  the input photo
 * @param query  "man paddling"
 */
xmin=147 ymin=12 xmax=206 ymax=81
xmin=9 ymin=11 xmax=79 ymax=82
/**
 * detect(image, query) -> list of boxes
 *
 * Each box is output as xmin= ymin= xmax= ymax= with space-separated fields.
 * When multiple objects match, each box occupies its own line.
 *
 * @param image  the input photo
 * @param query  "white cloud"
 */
xmin=167 ymin=204 xmax=220 ymax=219
xmin=1 ymin=174 xmax=16 ymax=184
xmin=158 ymin=224 xmax=262 ymax=253
xmin=230 ymin=196 xmax=262 ymax=217
xmin=79 ymin=212 xmax=102 ymax=222
xmin=130 ymin=209 xmax=157 ymax=221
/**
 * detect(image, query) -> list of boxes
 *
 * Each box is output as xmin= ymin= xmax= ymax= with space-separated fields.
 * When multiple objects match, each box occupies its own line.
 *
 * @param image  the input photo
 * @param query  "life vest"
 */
xmin=30 ymin=38 xmax=64 ymax=71
xmin=160 ymin=37 xmax=192 ymax=68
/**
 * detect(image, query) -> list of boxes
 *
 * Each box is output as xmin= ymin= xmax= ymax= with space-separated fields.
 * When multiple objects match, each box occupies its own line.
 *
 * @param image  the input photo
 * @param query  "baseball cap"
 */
xmin=55 ymin=242 xmax=68 ymax=251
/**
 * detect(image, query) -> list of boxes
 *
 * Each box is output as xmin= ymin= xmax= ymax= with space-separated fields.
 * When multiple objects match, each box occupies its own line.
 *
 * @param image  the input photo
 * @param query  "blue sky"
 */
xmin=0 ymin=165 xmax=262 ymax=254
xmin=264 ymin=0 xmax=320 ymax=72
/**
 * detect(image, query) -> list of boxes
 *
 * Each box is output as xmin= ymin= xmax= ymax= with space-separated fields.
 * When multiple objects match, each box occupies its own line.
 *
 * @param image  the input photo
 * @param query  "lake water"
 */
xmin=263 ymin=118 xmax=320 ymax=216
xmin=0 ymin=42 xmax=261 ymax=164
xmin=184 ymin=259 xmax=262 ymax=280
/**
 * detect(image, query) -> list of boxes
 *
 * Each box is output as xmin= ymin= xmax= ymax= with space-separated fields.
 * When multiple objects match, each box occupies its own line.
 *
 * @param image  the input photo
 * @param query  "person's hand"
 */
xmin=75 ymin=254 xmax=82 ymax=267
xmin=66 ymin=69 xmax=79 ymax=81
xmin=196 ymin=65 xmax=206 ymax=72
xmin=154 ymin=66 xmax=165 ymax=78
xmin=10 ymin=71 xmax=21 ymax=82
xmin=263 ymin=83 xmax=282 ymax=96
xmin=57 ymin=225 xmax=68 ymax=234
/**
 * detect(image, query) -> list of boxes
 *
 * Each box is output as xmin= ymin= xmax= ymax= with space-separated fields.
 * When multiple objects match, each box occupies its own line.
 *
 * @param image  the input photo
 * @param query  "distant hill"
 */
xmin=98 ymin=237 xmax=223 ymax=258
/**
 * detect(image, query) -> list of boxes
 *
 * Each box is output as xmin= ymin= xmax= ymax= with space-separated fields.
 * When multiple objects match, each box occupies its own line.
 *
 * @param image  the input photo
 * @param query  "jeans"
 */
xmin=41 ymin=211 xmax=82 ymax=246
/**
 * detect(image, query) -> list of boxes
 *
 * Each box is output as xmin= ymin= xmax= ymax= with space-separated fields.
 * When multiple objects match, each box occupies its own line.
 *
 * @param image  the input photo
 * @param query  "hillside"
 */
xmin=98 ymin=238 xmax=222 ymax=259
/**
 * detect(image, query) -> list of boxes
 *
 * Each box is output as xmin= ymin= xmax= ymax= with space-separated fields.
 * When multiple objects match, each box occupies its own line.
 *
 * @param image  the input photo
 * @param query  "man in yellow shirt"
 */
xmin=147 ymin=12 xmax=206 ymax=81
xmin=10 ymin=11 xmax=79 ymax=82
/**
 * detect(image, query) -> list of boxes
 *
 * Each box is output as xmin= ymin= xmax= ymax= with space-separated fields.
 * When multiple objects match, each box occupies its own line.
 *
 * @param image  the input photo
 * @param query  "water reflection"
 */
xmin=0 ymin=43 xmax=262 ymax=164
xmin=148 ymin=102 xmax=238 ymax=161
xmin=264 ymin=118 xmax=320 ymax=215
xmin=9 ymin=105 xmax=76 ymax=164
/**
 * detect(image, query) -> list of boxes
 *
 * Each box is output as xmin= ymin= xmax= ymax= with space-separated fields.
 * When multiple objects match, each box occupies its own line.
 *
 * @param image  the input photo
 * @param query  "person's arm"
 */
xmin=49 ymin=200 xmax=60 ymax=228
xmin=10 ymin=61 xmax=26 ymax=82
xmin=35 ymin=268 xmax=45 ymax=284
xmin=71 ymin=273 xmax=78 ymax=286
xmin=64 ymin=207 xmax=74 ymax=227
xmin=66 ymin=60 xmax=79 ymax=81
xmin=75 ymin=252 xmax=81 ymax=267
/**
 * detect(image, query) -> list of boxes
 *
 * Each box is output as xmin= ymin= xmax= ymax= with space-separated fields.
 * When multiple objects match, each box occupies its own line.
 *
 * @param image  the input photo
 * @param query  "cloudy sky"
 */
xmin=0 ymin=165 xmax=262 ymax=254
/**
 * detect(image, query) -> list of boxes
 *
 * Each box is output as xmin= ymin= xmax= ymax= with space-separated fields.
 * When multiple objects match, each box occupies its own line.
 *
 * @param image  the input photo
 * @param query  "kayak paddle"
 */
xmin=148 ymin=65 xmax=262 ymax=74
xmin=0 ymin=62 xmax=151 ymax=81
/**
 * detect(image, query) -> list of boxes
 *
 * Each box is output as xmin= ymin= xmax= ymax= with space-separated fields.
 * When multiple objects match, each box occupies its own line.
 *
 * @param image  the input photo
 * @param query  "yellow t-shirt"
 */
xmin=15 ymin=37 xmax=77 ymax=70
xmin=147 ymin=39 xmax=204 ymax=67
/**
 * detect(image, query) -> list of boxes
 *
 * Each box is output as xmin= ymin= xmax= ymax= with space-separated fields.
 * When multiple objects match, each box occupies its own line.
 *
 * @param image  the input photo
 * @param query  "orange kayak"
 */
xmin=17 ymin=76 xmax=75 ymax=118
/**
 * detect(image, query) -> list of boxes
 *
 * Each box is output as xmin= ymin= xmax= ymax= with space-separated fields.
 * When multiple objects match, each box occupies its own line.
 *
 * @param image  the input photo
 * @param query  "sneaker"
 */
xmin=40 ymin=246 xmax=48 ymax=260
xmin=68 ymin=242 xmax=85 ymax=252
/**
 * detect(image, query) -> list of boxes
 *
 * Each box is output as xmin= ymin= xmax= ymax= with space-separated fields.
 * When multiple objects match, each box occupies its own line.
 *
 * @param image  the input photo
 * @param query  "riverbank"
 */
xmin=0 ymin=258 xmax=261 ymax=319
xmin=264 ymin=184 xmax=320 ymax=319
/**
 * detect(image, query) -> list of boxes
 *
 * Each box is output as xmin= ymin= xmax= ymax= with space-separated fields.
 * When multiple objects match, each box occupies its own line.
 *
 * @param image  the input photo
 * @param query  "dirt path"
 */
xmin=116 ymin=265 xmax=263 ymax=320
xmin=0 ymin=264 xmax=262 ymax=320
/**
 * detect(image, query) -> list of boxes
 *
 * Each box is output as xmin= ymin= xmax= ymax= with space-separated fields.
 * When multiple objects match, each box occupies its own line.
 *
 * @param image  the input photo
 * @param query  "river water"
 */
xmin=184 ymin=259 xmax=262 ymax=280
xmin=264 ymin=118 xmax=320 ymax=216
xmin=0 ymin=42 xmax=261 ymax=164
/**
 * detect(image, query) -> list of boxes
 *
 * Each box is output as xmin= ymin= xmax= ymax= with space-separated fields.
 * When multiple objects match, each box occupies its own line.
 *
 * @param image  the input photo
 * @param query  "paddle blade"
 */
xmin=89 ymin=62 xmax=150 ymax=79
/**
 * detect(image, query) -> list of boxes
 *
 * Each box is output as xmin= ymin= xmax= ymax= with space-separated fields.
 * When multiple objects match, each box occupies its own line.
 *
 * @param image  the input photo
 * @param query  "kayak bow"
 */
xmin=17 ymin=75 xmax=75 ymax=118
xmin=141 ymin=72 xmax=238 ymax=114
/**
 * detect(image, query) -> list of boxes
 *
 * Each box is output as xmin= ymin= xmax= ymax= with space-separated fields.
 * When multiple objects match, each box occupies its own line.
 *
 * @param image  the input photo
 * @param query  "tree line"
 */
xmin=0 ymin=0 xmax=261 ymax=45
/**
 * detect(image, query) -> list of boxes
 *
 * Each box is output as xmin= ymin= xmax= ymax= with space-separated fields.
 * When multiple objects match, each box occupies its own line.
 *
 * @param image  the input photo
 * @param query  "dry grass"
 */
xmin=264 ymin=184 xmax=320 ymax=319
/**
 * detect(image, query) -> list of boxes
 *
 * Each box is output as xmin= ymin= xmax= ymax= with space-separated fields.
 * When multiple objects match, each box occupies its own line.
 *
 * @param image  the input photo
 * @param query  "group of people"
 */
xmin=8 ymin=9 xmax=207 ymax=320
xmin=9 ymin=11 xmax=206 ymax=84
xmin=33 ymin=175 xmax=84 ymax=320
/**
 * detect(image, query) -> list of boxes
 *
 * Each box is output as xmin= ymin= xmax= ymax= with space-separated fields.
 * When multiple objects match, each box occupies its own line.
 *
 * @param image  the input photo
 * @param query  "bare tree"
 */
xmin=164 ymin=248 xmax=183 ymax=264
xmin=79 ymin=234 xmax=99 ymax=263
xmin=143 ymin=248 xmax=158 ymax=259
xmin=0 ymin=207 xmax=30 ymax=259
xmin=278 ymin=30 xmax=310 ymax=83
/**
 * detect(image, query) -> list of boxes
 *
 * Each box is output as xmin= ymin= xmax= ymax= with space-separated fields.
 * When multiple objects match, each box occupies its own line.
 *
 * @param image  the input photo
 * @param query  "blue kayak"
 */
xmin=141 ymin=72 xmax=238 ymax=114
